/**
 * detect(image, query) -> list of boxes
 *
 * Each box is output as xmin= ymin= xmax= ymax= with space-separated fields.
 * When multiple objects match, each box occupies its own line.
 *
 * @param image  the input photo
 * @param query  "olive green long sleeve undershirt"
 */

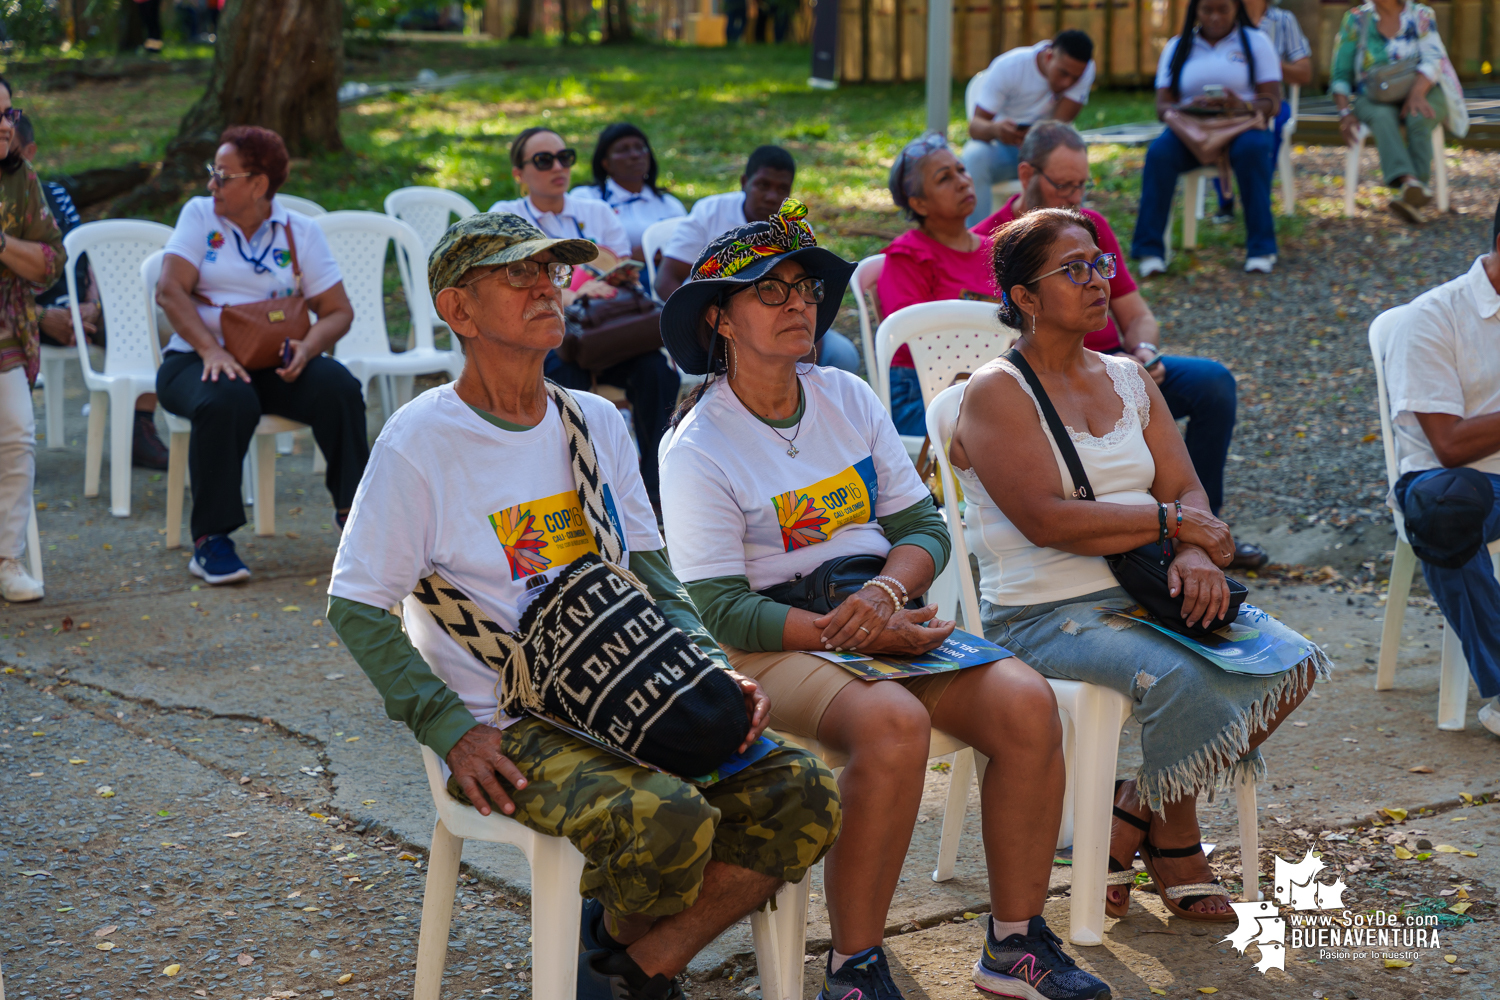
xmin=683 ymin=494 xmax=952 ymax=654
xmin=328 ymin=549 xmax=731 ymax=759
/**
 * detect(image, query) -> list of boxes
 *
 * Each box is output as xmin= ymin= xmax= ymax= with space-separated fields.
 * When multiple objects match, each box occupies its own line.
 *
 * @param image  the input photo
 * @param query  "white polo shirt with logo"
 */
xmin=570 ymin=178 xmax=686 ymax=254
xmin=660 ymin=191 xmax=751 ymax=268
xmin=973 ymin=41 xmax=1097 ymax=125
xmin=161 ymin=195 xmax=343 ymax=355
xmin=486 ymin=193 xmax=631 ymax=259
xmin=1155 ymin=27 xmax=1283 ymax=102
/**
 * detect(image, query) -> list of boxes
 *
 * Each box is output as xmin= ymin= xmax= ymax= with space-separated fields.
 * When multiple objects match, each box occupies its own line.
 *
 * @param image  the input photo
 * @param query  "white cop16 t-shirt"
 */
xmin=973 ymin=41 xmax=1097 ymax=126
xmin=660 ymin=365 xmax=932 ymax=591
xmin=161 ymin=195 xmax=343 ymax=355
xmin=329 ymin=384 xmax=662 ymax=727
xmin=661 ymin=191 xmax=751 ymax=268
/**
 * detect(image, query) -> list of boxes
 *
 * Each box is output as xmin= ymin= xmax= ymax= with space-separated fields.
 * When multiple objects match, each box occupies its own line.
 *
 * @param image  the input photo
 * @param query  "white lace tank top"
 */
xmin=954 ymin=353 xmax=1159 ymax=606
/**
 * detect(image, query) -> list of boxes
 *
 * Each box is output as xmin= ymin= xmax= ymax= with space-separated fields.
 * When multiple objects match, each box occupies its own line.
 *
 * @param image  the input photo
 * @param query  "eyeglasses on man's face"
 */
xmin=462 ymin=260 xmax=574 ymax=291
xmin=206 ymin=163 xmax=256 ymax=186
xmin=740 ymin=275 xmax=825 ymax=307
xmin=1033 ymin=254 xmax=1117 ymax=285
xmin=1029 ymin=166 xmax=1091 ymax=197
xmin=525 ymin=148 xmax=578 ymax=171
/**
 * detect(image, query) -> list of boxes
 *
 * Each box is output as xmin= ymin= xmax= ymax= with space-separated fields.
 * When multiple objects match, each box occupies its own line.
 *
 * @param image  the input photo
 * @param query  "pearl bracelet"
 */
xmin=871 ymin=574 xmax=909 ymax=603
xmin=865 ymin=579 xmax=903 ymax=611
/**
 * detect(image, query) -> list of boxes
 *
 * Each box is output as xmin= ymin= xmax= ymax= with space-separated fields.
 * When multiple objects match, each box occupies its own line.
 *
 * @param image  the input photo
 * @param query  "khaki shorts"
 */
xmin=725 ymin=646 xmax=960 ymax=741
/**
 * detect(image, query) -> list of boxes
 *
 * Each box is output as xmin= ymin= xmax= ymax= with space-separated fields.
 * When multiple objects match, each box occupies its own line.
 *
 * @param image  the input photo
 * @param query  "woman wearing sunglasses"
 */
xmin=949 ymin=208 xmax=1322 ymax=926
xmin=657 ymin=201 xmax=1108 ymax=1000
xmin=488 ymin=127 xmax=630 ymax=260
xmin=0 ymin=79 xmax=66 ymax=603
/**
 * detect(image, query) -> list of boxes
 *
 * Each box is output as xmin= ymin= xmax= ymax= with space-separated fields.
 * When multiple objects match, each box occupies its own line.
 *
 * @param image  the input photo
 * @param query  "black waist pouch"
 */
xmin=757 ymin=554 xmax=923 ymax=615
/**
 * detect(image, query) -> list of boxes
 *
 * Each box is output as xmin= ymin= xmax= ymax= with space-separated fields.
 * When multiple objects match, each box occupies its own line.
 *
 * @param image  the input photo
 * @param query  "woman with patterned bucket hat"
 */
xmin=658 ymin=200 xmax=1110 ymax=1000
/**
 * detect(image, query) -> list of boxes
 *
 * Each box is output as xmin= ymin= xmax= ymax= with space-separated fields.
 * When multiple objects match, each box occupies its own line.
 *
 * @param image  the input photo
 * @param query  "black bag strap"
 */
xmin=1003 ymin=347 xmax=1097 ymax=502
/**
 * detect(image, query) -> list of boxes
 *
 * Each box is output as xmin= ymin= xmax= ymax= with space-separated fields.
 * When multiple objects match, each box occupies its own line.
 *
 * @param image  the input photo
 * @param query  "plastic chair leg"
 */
xmin=1432 ymin=125 xmax=1449 ymax=213
xmin=393 ymin=374 xmax=415 ymax=411
xmin=42 ymin=355 xmax=67 ymax=450
xmin=107 ymin=390 xmax=136 ymax=518
xmin=1343 ymin=133 xmax=1364 ymax=217
xmin=1376 ymin=541 xmax=1417 ymax=691
xmin=1066 ymin=686 xmax=1123 ymax=948
xmin=933 ymin=748 xmax=975 ymax=882
xmin=1278 ymin=140 xmax=1297 ymax=216
xmin=165 ymin=428 xmax=189 ymax=549
xmin=25 ymin=506 xmax=42 ymax=584
xmin=1163 ymin=194 xmax=1176 ymax=262
xmin=928 ymin=558 xmax=959 ymax=625
xmin=1181 ymin=181 xmax=1199 ymax=249
xmin=83 ymin=390 xmax=107 ymax=498
xmin=1437 ymin=620 xmax=1469 ymax=731
xmin=528 ymin=832 xmax=586 ymax=1000
xmin=254 ymin=433 xmax=277 ymax=536
xmin=1236 ymin=776 xmax=1261 ymax=901
xmin=752 ymin=878 xmax=810 ymax=1000
xmin=1055 ymin=708 xmax=1077 ymax=851
xmin=276 ymin=431 xmax=294 ymax=456
xmin=413 ymin=819 xmax=464 ymax=1000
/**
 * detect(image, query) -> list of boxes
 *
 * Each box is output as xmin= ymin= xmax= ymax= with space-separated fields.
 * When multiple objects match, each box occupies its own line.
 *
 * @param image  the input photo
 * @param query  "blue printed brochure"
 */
xmin=812 ymin=629 xmax=1013 ymax=681
xmin=1094 ymin=602 xmax=1314 ymax=677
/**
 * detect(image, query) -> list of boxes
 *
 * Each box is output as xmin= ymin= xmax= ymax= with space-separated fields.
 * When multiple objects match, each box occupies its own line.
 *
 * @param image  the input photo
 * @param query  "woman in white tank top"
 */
xmin=949 ymin=208 xmax=1328 ymax=925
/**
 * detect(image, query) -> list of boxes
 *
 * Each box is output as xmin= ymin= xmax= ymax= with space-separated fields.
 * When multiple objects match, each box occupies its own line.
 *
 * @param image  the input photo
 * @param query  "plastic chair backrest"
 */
xmin=926 ymin=382 xmax=984 ymax=630
xmin=852 ymin=254 xmax=886 ymax=403
xmin=641 ymin=216 xmax=685 ymax=296
xmin=140 ymin=250 xmax=169 ymax=368
xmin=964 ymin=71 xmax=986 ymax=121
xmin=1368 ymin=305 xmax=1412 ymax=540
xmin=1285 ymin=84 xmax=1301 ymax=139
xmin=875 ymin=300 xmax=1016 ymax=407
xmin=63 ymin=220 xmax=175 ymax=380
xmin=277 ymin=194 xmax=327 ymax=217
xmin=383 ymin=186 xmax=481 ymax=252
xmin=313 ymin=211 xmax=435 ymax=360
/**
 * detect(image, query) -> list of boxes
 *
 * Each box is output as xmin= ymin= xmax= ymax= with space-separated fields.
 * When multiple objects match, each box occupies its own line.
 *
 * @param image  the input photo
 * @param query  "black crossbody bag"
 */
xmin=1004 ymin=349 xmax=1246 ymax=638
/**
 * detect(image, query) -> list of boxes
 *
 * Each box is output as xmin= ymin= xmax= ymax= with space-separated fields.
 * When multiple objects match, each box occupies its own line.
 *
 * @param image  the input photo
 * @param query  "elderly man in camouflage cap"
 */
xmin=327 ymin=213 xmax=841 ymax=1000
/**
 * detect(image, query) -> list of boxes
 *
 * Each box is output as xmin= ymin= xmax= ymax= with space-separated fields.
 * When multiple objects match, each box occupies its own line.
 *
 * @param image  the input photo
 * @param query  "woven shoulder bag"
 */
xmin=410 ymin=382 xmax=750 ymax=777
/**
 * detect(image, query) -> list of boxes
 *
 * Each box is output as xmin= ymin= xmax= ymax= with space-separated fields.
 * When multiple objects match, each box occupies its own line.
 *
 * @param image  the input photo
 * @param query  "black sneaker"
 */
xmin=815 ymin=946 xmax=904 ymax=1000
xmin=581 ymin=898 xmax=626 ymax=954
xmin=972 ymin=916 xmax=1110 ymax=1000
xmin=575 ymin=949 xmax=680 ymax=1000
xmin=132 ymin=411 xmax=170 ymax=470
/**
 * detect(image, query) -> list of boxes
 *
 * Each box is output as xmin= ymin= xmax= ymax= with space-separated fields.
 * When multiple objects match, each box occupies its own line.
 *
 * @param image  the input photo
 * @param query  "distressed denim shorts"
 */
xmin=981 ymin=586 xmax=1329 ymax=812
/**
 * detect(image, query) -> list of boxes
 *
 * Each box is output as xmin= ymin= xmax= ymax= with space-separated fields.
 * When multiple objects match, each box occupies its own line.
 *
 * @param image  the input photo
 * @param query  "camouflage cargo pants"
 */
xmin=446 ymin=716 xmax=841 ymax=918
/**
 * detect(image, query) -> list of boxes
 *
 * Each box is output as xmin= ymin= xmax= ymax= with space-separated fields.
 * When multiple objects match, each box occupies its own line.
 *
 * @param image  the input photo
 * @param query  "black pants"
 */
xmin=137 ymin=0 xmax=163 ymax=43
xmin=157 ymin=351 xmax=369 ymax=541
xmin=545 ymin=348 xmax=677 ymax=507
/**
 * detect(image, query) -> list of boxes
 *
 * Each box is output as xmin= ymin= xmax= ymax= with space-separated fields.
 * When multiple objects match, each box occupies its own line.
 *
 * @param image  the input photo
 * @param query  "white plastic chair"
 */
xmin=140 ymin=250 xmax=317 ymax=545
xmin=925 ymin=382 xmax=1262 ymax=945
xmin=21 ymin=505 xmax=42 ymax=585
xmin=641 ymin=216 xmax=685 ymax=301
xmin=851 ymin=254 xmax=886 ymax=405
xmin=1277 ymin=85 xmax=1301 ymax=216
xmin=63 ymin=220 xmax=175 ymax=518
xmin=275 ymin=193 xmax=327 ymax=217
xmin=963 ymin=73 xmax=1024 ymax=208
xmin=38 ymin=344 xmax=75 ymax=450
xmin=874 ymin=300 xmax=1016 ymax=463
xmin=414 ymin=744 xmax=811 ymax=1000
xmin=313 ymin=211 xmax=464 ymax=422
xmin=1367 ymin=306 xmax=1495 ymax=730
xmin=383 ymin=186 xmax=479 ymax=252
xmin=1343 ymin=121 xmax=1449 ymax=217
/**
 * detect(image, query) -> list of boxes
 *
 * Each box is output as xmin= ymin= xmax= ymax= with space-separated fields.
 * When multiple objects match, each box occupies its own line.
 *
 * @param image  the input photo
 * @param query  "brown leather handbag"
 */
xmin=196 ymin=221 xmax=312 ymax=371
xmin=1163 ymin=106 xmax=1268 ymax=197
xmin=560 ymin=283 xmax=663 ymax=372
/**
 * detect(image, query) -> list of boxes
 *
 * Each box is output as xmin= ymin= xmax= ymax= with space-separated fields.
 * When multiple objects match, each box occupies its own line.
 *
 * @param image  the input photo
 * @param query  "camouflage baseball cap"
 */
xmin=427 ymin=212 xmax=598 ymax=293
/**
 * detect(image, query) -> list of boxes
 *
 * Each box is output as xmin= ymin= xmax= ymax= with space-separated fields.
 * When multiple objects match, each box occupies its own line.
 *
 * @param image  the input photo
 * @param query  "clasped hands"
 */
xmin=1166 ymin=505 xmax=1236 ymax=629
xmin=813 ymin=584 xmax=954 ymax=655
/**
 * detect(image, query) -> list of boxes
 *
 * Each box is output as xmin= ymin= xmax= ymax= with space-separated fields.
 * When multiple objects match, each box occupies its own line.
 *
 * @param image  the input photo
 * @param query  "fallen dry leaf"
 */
xmin=162 ymin=964 xmax=181 ymax=976
xmin=1450 ymin=902 xmax=1472 ymax=914
xmin=1437 ymin=845 xmax=1461 ymax=853
xmin=1382 ymin=807 xmax=1409 ymax=822
xmin=281 ymin=605 xmax=301 ymax=612
xmin=94 ymin=925 xmax=118 ymax=938
xmin=1394 ymin=846 xmax=1414 ymax=860
xmin=95 ymin=785 xmax=114 ymax=798
xmin=337 ymin=974 xmax=353 ymax=985
xmin=95 ymin=941 xmax=116 ymax=951
xmin=1384 ymin=959 xmax=1414 ymax=969
xmin=287 ymin=891 xmax=302 ymax=899
xmin=1408 ymin=765 xmax=1435 ymax=773
xmin=237 ymin=953 xmax=254 ymax=966
xmin=1198 ymin=990 xmax=1219 ymax=996
xmin=1150 ymin=991 xmax=1167 ymax=997
xmin=1446 ymin=955 xmax=1459 ymax=963
xmin=225 ymin=831 xmax=248 ymax=839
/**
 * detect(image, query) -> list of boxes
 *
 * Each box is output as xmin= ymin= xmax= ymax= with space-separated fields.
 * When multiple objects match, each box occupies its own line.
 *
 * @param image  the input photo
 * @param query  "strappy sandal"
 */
xmin=1107 ymin=780 xmax=1150 ymax=918
xmin=1139 ymin=840 xmax=1237 ymax=923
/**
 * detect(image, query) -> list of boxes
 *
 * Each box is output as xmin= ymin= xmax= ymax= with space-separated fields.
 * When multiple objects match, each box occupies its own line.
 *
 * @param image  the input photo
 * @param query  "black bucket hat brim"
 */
xmin=659 ymin=246 xmax=856 ymax=376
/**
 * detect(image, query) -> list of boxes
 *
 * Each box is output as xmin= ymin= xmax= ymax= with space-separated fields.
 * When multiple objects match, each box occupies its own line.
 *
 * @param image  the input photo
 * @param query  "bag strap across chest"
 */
xmin=1004 ymin=348 xmax=1097 ymax=502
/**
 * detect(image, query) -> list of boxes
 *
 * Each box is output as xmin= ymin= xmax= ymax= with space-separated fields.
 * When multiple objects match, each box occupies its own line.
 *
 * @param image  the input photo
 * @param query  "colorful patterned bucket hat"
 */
xmin=659 ymin=198 xmax=856 ymax=376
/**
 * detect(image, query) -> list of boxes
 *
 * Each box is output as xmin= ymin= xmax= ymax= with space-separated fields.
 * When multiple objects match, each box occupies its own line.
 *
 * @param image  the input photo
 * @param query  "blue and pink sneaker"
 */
xmin=972 ymin=916 xmax=1110 ymax=1000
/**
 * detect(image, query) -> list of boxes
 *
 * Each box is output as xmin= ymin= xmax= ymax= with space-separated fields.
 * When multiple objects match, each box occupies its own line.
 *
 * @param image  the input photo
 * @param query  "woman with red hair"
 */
xmin=155 ymin=125 xmax=366 ymax=585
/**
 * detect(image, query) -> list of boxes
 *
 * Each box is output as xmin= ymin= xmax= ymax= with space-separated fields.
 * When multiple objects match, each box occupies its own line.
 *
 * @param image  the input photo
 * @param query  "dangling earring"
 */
xmin=728 ymin=341 xmax=738 ymax=381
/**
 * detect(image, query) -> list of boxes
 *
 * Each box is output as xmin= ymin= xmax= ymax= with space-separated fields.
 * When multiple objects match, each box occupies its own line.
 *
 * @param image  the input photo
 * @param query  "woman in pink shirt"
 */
xmin=877 ymin=134 xmax=999 ymax=435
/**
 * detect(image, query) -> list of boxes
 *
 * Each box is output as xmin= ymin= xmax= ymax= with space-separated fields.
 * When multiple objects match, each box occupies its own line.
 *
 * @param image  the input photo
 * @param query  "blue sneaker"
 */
xmin=581 ymin=898 xmax=626 ymax=953
xmin=973 ymin=917 xmax=1110 ymax=1000
xmin=815 ymin=946 xmax=904 ymax=1000
xmin=576 ymin=948 xmax=680 ymax=1000
xmin=189 ymin=534 xmax=251 ymax=585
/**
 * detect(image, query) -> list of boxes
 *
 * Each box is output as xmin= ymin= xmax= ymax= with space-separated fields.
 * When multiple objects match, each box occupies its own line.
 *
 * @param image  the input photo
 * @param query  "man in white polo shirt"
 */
xmin=961 ymin=29 xmax=1096 ymax=224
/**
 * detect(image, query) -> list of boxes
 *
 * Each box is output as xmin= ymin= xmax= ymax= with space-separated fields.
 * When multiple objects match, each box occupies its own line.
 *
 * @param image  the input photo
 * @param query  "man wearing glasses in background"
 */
xmin=977 ymin=121 xmax=1268 ymax=570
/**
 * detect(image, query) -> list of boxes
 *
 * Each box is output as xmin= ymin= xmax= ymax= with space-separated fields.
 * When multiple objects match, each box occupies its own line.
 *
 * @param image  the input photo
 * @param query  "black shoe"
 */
xmin=1227 ymin=541 xmax=1269 ymax=571
xmin=132 ymin=411 xmax=170 ymax=470
xmin=576 ymin=949 xmax=680 ymax=1000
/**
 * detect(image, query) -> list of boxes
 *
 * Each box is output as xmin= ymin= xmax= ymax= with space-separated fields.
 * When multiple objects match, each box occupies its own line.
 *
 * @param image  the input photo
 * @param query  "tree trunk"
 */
xmin=511 ymin=0 xmax=535 ymax=38
xmin=115 ymin=0 xmax=344 ymax=214
xmin=604 ymin=0 xmax=634 ymax=42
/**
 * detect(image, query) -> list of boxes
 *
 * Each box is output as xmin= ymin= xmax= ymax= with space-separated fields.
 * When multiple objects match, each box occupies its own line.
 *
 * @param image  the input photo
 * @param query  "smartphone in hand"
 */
xmin=280 ymin=338 xmax=294 ymax=368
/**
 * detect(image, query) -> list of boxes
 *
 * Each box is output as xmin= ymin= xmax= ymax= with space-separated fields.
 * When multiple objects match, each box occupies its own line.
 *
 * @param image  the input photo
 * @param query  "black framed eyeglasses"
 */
xmin=741 ymin=275 xmax=825 ymax=307
xmin=525 ymin=148 xmax=578 ymax=171
xmin=1033 ymin=254 xmax=1117 ymax=285
xmin=0 ymin=108 xmax=23 ymax=125
xmin=462 ymin=260 xmax=573 ymax=291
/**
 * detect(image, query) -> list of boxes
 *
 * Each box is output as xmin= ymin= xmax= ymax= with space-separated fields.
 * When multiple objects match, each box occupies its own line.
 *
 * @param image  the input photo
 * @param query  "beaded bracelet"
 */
xmin=871 ymin=574 xmax=909 ymax=603
xmin=1157 ymin=502 xmax=1169 ymax=548
xmin=1171 ymin=500 xmax=1183 ymax=539
xmin=865 ymin=579 xmax=903 ymax=611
